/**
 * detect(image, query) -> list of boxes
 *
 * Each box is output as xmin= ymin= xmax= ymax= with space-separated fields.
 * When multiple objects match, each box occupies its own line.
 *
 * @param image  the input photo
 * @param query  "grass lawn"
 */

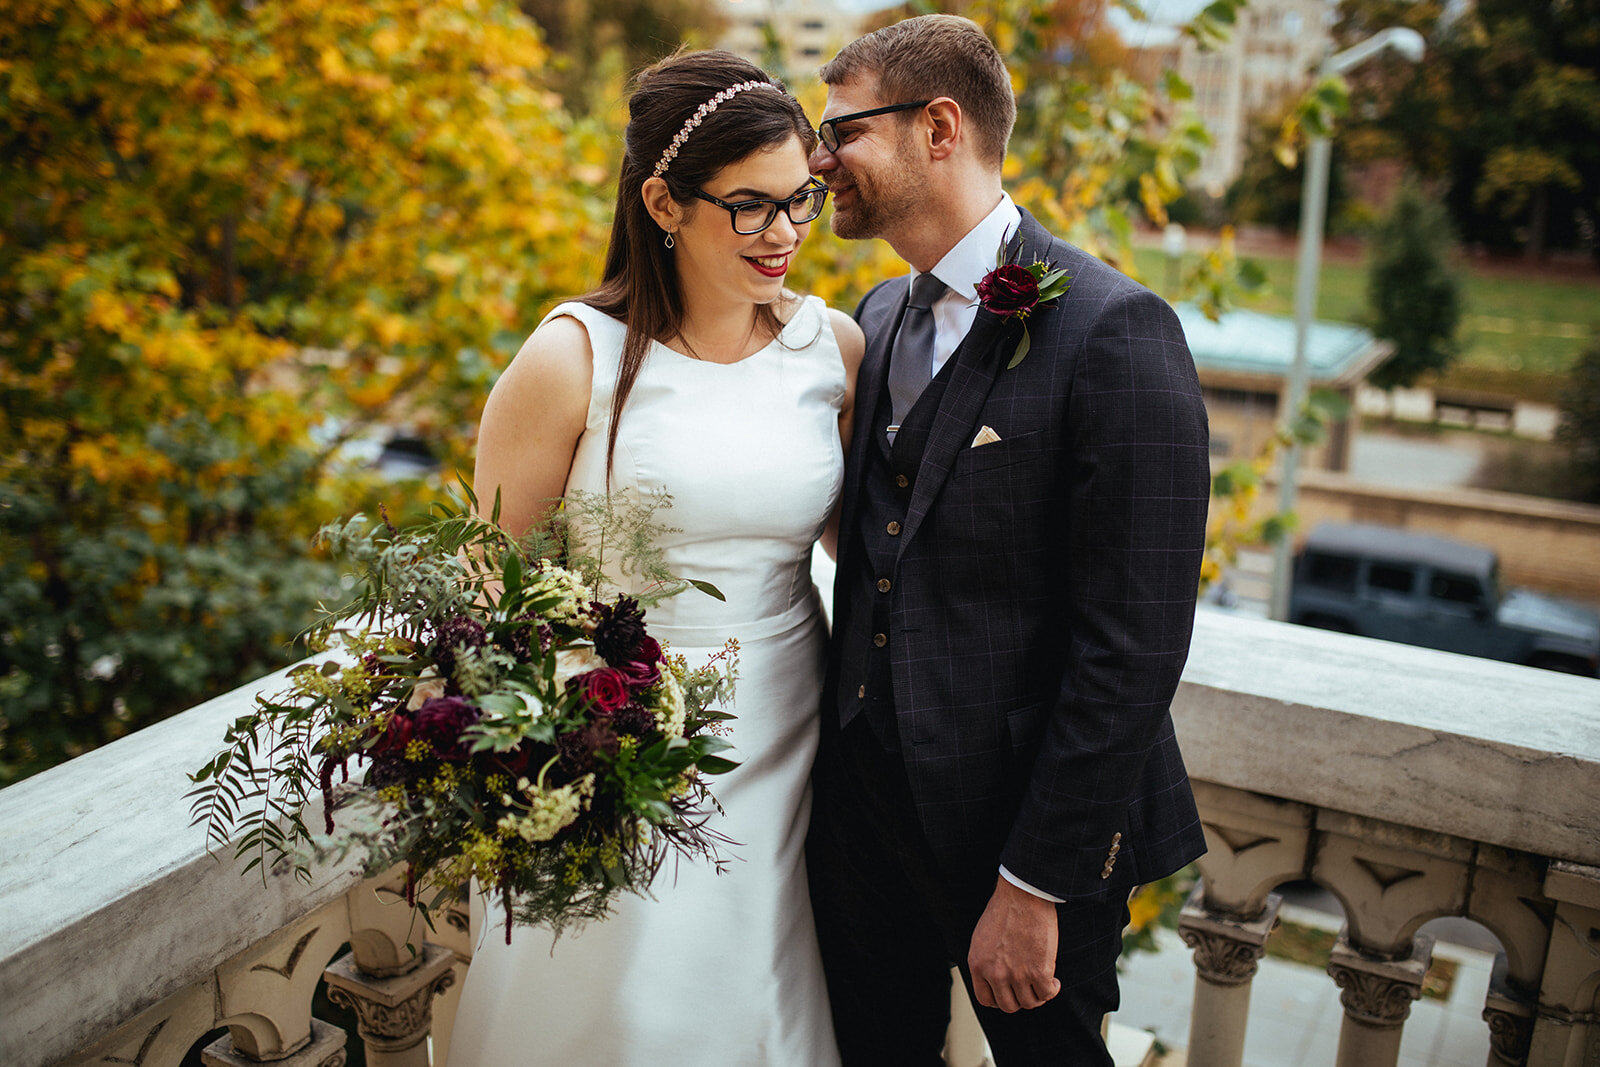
xmin=1130 ymin=243 xmax=1600 ymax=404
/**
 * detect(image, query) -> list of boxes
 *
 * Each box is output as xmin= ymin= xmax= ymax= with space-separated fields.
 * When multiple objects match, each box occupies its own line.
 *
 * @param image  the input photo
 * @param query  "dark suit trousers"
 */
xmin=807 ymin=717 xmax=1128 ymax=1067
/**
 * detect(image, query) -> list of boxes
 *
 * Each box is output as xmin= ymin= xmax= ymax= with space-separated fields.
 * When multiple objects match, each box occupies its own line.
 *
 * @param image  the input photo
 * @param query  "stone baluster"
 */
xmin=1327 ymin=931 xmax=1433 ymax=1067
xmin=1179 ymin=889 xmax=1282 ymax=1067
xmin=1525 ymin=861 xmax=1600 ymax=1067
xmin=323 ymin=943 xmax=456 ymax=1067
xmin=202 ymin=1019 xmax=348 ymax=1067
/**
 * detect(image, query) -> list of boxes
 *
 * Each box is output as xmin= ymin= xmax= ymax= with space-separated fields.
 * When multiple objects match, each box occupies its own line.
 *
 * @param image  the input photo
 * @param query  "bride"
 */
xmin=445 ymin=51 xmax=862 ymax=1065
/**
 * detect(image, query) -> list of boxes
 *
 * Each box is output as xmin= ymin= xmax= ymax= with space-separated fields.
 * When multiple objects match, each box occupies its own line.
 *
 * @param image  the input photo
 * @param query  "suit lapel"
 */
xmin=897 ymin=214 xmax=1049 ymax=553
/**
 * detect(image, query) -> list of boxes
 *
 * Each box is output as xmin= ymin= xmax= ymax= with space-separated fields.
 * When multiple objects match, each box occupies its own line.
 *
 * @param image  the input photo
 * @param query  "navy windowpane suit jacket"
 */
xmin=824 ymin=208 xmax=1210 ymax=902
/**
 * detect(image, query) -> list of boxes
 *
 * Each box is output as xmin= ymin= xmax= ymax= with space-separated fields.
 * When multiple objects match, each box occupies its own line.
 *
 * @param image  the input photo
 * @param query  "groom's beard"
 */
xmin=827 ymin=139 xmax=923 ymax=242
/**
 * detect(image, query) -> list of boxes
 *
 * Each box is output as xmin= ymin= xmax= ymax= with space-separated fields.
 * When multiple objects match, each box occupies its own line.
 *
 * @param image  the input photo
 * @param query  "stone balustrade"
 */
xmin=1 ymin=613 xmax=1597 ymax=1066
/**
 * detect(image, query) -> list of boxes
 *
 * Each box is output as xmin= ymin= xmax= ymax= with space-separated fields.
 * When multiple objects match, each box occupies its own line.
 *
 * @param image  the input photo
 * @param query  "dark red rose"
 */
xmin=412 ymin=695 xmax=481 ymax=761
xmin=976 ymin=264 xmax=1040 ymax=317
xmin=371 ymin=710 xmax=415 ymax=756
xmin=573 ymin=667 xmax=631 ymax=713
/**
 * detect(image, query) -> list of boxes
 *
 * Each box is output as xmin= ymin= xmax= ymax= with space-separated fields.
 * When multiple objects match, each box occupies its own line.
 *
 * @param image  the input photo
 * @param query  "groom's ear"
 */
xmin=640 ymin=176 xmax=684 ymax=232
xmin=924 ymin=97 xmax=962 ymax=162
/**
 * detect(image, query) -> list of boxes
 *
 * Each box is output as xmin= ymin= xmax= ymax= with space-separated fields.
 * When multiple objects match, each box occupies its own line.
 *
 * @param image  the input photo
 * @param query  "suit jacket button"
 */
xmin=895 ymin=474 xmax=910 ymax=488
xmin=886 ymin=521 xmax=901 ymax=535
xmin=857 ymin=684 xmax=866 ymax=699
xmin=873 ymin=633 xmax=888 ymax=647
xmin=877 ymin=578 xmax=891 ymax=593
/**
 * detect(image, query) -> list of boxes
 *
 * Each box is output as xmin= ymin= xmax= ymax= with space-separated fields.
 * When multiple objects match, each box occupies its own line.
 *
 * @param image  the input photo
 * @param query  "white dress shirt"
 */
xmin=900 ymin=194 xmax=1066 ymax=906
xmin=911 ymin=193 xmax=1022 ymax=377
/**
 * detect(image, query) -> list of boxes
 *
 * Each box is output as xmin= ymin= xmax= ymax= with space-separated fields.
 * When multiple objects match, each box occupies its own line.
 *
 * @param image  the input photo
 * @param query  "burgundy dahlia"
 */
xmin=618 ymin=636 xmax=663 ymax=690
xmin=592 ymin=596 xmax=647 ymax=666
xmin=556 ymin=719 xmax=620 ymax=771
xmin=431 ymin=615 xmax=488 ymax=679
xmin=412 ymin=695 xmax=481 ymax=761
xmin=611 ymin=700 xmax=655 ymax=737
xmin=975 ymin=264 xmax=1040 ymax=317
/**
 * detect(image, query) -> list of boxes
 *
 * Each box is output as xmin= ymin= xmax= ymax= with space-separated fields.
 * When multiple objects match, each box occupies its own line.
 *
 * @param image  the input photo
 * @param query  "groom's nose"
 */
xmin=808 ymin=141 xmax=836 ymax=174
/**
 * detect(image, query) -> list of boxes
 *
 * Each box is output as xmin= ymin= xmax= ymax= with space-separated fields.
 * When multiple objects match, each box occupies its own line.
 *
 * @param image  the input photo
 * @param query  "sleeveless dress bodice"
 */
xmin=446 ymin=295 xmax=845 ymax=1066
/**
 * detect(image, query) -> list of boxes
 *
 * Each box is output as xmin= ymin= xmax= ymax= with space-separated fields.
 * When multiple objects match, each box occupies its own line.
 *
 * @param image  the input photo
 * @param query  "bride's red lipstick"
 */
xmin=745 ymin=254 xmax=791 ymax=278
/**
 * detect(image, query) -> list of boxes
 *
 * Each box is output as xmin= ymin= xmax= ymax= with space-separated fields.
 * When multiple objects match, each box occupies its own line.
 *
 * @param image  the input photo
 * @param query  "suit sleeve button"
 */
xmin=857 ymin=684 xmax=867 ymax=698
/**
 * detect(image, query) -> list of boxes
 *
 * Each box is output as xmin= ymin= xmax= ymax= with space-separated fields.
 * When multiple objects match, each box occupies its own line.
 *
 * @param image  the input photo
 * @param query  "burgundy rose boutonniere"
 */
xmin=975 ymin=239 xmax=1072 ymax=369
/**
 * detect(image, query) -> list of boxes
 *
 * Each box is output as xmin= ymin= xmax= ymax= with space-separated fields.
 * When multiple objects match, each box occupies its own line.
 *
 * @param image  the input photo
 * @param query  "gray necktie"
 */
xmin=886 ymin=273 xmax=948 ymax=443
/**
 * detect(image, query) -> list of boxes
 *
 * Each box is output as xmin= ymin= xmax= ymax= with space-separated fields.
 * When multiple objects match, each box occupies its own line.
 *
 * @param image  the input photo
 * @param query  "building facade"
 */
xmin=713 ymin=0 xmax=864 ymax=78
xmin=1126 ymin=0 xmax=1335 ymax=195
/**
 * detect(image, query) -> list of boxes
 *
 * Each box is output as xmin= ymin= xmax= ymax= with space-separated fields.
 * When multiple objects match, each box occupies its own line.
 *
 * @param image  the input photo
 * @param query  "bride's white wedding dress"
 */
xmin=446 ymin=296 xmax=844 ymax=1066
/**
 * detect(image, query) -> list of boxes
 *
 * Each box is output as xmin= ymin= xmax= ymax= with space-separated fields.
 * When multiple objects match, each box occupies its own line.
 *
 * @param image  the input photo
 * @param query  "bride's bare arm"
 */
xmin=473 ymin=314 xmax=594 ymax=538
xmin=821 ymin=307 xmax=865 ymax=560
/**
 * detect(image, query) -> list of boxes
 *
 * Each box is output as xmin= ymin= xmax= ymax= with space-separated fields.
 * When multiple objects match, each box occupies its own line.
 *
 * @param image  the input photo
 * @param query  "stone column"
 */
xmin=1327 ymin=932 xmax=1433 ymax=1067
xmin=1179 ymin=889 xmax=1282 ymax=1067
xmin=323 ymin=943 xmax=456 ymax=1067
xmin=202 ymin=1018 xmax=348 ymax=1067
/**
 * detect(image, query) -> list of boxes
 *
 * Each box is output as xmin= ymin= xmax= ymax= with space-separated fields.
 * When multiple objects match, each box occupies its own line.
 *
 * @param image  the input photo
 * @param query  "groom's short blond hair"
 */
xmin=819 ymin=15 xmax=1015 ymax=169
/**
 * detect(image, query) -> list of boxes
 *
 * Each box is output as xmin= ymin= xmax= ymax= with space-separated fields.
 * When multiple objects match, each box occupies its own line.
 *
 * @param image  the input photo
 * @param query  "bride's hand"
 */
xmin=968 ymin=875 xmax=1061 ymax=1012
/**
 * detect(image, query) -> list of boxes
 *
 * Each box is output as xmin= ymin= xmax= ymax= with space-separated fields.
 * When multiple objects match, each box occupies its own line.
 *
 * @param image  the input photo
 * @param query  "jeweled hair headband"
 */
xmin=652 ymin=81 xmax=784 ymax=179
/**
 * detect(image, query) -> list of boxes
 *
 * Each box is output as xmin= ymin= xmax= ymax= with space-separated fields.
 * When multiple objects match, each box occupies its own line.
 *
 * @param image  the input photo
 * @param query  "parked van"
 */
xmin=1289 ymin=522 xmax=1600 ymax=676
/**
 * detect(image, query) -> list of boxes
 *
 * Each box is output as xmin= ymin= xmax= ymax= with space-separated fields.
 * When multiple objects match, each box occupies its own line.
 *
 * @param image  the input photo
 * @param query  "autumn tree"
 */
xmin=0 ymin=0 xmax=611 ymax=784
xmin=1334 ymin=0 xmax=1600 ymax=258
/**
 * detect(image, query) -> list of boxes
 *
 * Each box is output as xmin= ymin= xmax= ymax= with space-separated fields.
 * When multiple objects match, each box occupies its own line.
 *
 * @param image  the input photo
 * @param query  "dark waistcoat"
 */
xmin=834 ymin=350 xmax=956 ymax=750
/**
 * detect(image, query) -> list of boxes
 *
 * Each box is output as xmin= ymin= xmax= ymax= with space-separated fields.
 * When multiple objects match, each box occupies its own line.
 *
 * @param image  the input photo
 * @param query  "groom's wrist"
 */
xmin=998 ymin=864 xmax=1065 ymax=904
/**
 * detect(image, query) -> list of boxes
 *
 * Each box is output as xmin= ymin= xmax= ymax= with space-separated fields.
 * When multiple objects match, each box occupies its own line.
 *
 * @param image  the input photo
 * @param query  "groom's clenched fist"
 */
xmin=968 ymin=875 xmax=1062 ymax=1012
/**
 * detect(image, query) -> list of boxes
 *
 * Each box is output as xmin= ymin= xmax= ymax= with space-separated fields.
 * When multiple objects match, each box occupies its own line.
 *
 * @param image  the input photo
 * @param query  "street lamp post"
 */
xmin=1267 ymin=27 xmax=1426 ymax=622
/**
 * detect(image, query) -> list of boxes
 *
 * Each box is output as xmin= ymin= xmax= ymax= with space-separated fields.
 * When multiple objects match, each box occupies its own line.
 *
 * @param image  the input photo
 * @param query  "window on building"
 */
xmin=802 ymin=19 xmax=824 ymax=29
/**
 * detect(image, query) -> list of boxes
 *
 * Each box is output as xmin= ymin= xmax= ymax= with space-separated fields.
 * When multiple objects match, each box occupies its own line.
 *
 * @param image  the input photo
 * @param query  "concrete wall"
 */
xmin=1284 ymin=470 xmax=1600 ymax=602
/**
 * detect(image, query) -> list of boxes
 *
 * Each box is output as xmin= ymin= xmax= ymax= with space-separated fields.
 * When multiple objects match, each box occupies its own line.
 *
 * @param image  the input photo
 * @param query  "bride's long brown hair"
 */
xmin=582 ymin=51 xmax=818 ymax=480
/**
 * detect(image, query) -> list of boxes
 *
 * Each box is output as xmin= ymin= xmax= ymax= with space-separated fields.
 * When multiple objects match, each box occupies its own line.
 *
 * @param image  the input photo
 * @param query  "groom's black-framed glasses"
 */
xmin=816 ymin=100 xmax=932 ymax=153
xmin=692 ymin=178 xmax=830 ymax=235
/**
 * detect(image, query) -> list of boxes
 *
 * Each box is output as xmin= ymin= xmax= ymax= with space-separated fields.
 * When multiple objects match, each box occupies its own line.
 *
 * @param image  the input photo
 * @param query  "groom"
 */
xmin=807 ymin=15 xmax=1210 ymax=1066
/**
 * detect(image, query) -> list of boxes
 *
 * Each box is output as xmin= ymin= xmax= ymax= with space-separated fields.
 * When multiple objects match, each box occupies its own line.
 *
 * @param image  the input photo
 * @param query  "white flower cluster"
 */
xmin=652 ymin=81 xmax=783 ymax=179
xmin=498 ymin=773 xmax=596 ymax=843
xmin=654 ymin=669 xmax=687 ymax=738
xmin=528 ymin=560 xmax=589 ymax=625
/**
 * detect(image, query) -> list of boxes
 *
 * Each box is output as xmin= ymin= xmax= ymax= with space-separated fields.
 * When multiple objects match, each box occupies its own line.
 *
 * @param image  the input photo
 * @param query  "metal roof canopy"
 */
xmin=1174 ymin=303 xmax=1392 ymax=387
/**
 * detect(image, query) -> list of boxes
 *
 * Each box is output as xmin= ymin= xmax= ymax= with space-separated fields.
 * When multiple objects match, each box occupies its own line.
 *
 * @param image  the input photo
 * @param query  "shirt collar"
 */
xmin=913 ymin=193 xmax=1022 ymax=302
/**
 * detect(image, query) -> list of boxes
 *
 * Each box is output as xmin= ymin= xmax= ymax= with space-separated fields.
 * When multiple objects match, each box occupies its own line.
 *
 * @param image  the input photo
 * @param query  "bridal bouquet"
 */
xmin=188 ymin=490 xmax=739 ymax=941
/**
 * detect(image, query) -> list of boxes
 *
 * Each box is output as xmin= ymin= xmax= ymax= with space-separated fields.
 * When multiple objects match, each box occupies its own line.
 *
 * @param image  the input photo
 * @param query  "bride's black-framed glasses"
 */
xmin=816 ymin=100 xmax=932 ymax=153
xmin=691 ymin=178 xmax=830 ymax=235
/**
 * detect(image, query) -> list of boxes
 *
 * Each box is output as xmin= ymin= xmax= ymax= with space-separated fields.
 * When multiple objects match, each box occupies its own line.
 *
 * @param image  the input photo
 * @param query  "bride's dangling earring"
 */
xmin=664 ymin=230 xmax=675 ymax=249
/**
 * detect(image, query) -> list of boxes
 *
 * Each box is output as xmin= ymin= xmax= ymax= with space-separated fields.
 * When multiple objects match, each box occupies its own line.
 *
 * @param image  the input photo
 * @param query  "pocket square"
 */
xmin=970 ymin=425 xmax=1001 ymax=448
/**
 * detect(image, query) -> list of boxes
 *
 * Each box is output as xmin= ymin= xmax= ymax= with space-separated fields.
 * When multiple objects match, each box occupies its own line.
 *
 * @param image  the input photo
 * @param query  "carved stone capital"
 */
xmin=202 ymin=1017 xmax=348 ymax=1066
xmin=1178 ymin=888 xmax=1283 ymax=986
xmin=1483 ymin=973 xmax=1536 ymax=1066
xmin=1327 ymin=932 xmax=1434 ymax=1027
xmin=322 ymin=944 xmax=456 ymax=1055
